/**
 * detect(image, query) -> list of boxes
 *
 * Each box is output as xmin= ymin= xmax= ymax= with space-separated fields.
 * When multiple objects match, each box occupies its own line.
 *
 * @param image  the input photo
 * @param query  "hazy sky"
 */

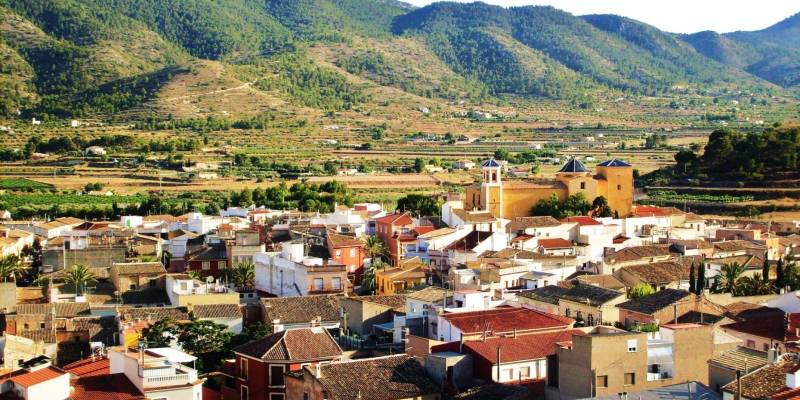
xmin=402 ymin=0 xmax=800 ymax=34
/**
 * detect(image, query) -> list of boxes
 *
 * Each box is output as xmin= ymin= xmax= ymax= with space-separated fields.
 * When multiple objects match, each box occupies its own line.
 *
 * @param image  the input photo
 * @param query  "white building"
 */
xmin=108 ymin=346 xmax=203 ymax=400
xmin=0 ymin=357 xmax=69 ymax=400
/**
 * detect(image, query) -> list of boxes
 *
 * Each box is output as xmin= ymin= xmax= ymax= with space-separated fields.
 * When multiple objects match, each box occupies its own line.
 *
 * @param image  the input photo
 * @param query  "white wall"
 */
xmin=492 ymin=358 xmax=547 ymax=383
xmin=27 ymin=373 xmax=70 ymax=400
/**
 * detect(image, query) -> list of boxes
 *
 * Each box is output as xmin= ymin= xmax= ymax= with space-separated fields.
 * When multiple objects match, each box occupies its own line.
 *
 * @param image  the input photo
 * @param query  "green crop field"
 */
xmin=0 ymin=178 xmax=55 ymax=191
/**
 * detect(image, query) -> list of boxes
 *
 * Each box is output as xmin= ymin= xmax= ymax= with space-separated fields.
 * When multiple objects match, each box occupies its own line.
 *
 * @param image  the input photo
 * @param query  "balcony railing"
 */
xmin=139 ymin=364 xmax=197 ymax=388
xmin=646 ymin=372 xmax=672 ymax=381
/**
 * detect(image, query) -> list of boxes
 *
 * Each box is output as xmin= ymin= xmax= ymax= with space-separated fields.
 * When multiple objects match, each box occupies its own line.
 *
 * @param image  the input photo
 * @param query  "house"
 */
xmin=261 ymin=295 xmax=342 ymax=333
xmin=458 ymin=329 xmax=584 ymax=386
xmin=721 ymin=353 xmax=800 ymax=400
xmin=84 ymin=146 xmax=106 ymax=156
xmin=444 ymin=230 xmax=508 ymax=268
xmin=708 ymin=346 xmax=769 ymax=394
xmin=536 ymin=238 xmax=575 ymax=256
xmin=719 ymin=313 xmax=800 ymax=354
xmin=0 ymin=227 xmax=34 ymax=257
xmin=192 ymin=304 xmax=243 ymax=333
xmin=326 ymin=231 xmax=365 ymax=284
xmin=614 ymin=260 xmax=693 ymax=291
xmin=519 ymin=282 xmax=627 ymax=326
xmin=602 ymin=245 xmax=674 ymax=274
xmin=285 ymin=354 xmax=440 ymax=400
xmin=341 ymin=295 xmax=407 ymax=340
xmin=616 ymin=289 xmax=725 ymax=328
xmin=254 ymin=241 xmax=350 ymax=297
xmin=110 ymin=261 xmax=166 ymax=293
xmin=374 ymin=212 xmax=414 ymax=265
xmin=375 ymin=257 xmax=427 ymax=295
xmin=227 ymin=229 xmax=265 ymax=265
xmin=184 ymin=242 xmax=228 ymax=278
xmin=558 ymin=324 xmax=729 ymax=399
xmin=397 ymin=286 xmax=452 ymax=342
xmin=454 ymin=159 xmax=476 ymax=170
xmin=436 ymin=306 xmax=573 ymax=342
xmin=165 ymin=273 xmax=238 ymax=307
xmin=232 ymin=328 xmax=342 ymax=400
xmin=2 ymin=332 xmax=58 ymax=369
xmin=0 ymin=356 xmax=70 ymax=400
xmin=118 ymin=307 xmax=190 ymax=348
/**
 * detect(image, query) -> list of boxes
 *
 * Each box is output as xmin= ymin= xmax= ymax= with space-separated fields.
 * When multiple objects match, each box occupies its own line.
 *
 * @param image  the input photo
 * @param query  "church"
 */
xmin=464 ymin=157 xmax=634 ymax=219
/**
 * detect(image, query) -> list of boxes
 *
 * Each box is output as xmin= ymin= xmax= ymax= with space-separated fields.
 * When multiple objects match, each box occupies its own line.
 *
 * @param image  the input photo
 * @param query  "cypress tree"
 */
xmin=777 ymin=258 xmax=785 ymax=290
xmin=689 ymin=263 xmax=696 ymax=294
xmin=697 ymin=263 xmax=706 ymax=294
xmin=763 ymin=258 xmax=770 ymax=282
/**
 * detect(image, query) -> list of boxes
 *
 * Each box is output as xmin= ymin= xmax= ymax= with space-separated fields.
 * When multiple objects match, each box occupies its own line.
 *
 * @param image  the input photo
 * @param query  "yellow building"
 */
xmin=465 ymin=158 xmax=633 ymax=219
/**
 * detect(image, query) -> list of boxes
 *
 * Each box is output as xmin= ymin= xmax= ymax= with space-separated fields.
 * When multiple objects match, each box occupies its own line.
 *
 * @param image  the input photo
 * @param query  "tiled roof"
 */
xmin=507 ymin=216 xmax=561 ymax=232
xmin=352 ymin=295 xmax=407 ymax=312
xmin=233 ymin=328 xmax=342 ymax=361
xmin=558 ymin=158 xmax=588 ymax=173
xmin=710 ymin=346 xmax=769 ymax=372
xmin=441 ymin=306 xmax=572 ymax=334
xmin=572 ymin=274 xmax=626 ymax=290
xmin=538 ymin=238 xmax=573 ymax=249
xmin=120 ymin=307 xmax=189 ymax=322
xmin=406 ymin=286 xmax=450 ymax=304
xmin=16 ymin=330 xmax=56 ymax=343
xmin=721 ymin=314 xmax=788 ymax=341
xmin=451 ymin=209 xmax=496 ymax=224
xmin=632 ymin=205 xmax=684 ymax=217
xmin=560 ymin=216 xmax=602 ymax=226
xmin=316 ymin=354 xmax=438 ymax=400
xmin=193 ymin=304 xmax=242 ymax=319
xmin=112 ymin=262 xmax=166 ymax=275
xmin=557 ymin=282 xmax=625 ymax=307
xmin=616 ymin=289 xmax=693 ymax=315
xmin=463 ymin=329 xmax=583 ymax=364
xmin=7 ymin=366 xmax=65 ymax=388
xmin=262 ymin=295 xmax=341 ymax=324
xmin=713 ymin=240 xmax=766 ymax=253
xmin=618 ymin=261 xmax=690 ymax=285
xmin=16 ymin=303 xmax=50 ymax=315
xmin=519 ymin=286 xmax=569 ymax=305
xmin=479 ymin=248 xmax=538 ymax=260
xmin=374 ymin=213 xmax=413 ymax=226
xmin=724 ymin=302 xmax=785 ymax=321
xmin=326 ymin=231 xmax=363 ymax=248
xmin=417 ymin=227 xmax=456 ymax=239
xmin=605 ymin=245 xmax=672 ymax=263
xmin=597 ymin=159 xmax=631 ymax=167
xmin=70 ymin=373 xmax=144 ymax=400
xmin=722 ymin=358 xmax=800 ymax=399
xmin=63 ymin=356 xmax=110 ymax=377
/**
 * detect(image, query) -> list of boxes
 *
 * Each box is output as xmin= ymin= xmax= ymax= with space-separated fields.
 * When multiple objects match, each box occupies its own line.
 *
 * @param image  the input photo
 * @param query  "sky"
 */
xmin=402 ymin=0 xmax=800 ymax=34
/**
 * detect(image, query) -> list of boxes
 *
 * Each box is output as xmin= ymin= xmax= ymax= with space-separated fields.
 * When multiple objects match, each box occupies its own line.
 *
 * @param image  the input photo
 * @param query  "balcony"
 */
xmin=139 ymin=362 xmax=197 ymax=389
xmin=646 ymin=371 xmax=673 ymax=381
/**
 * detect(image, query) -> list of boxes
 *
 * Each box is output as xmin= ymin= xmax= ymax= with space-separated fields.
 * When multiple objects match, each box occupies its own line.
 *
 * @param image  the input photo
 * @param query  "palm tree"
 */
xmin=361 ymin=259 xmax=386 ymax=295
xmin=718 ymin=263 xmax=746 ymax=295
xmin=364 ymin=236 xmax=388 ymax=264
xmin=231 ymin=261 xmax=255 ymax=289
xmin=0 ymin=254 xmax=26 ymax=283
xmin=63 ymin=264 xmax=97 ymax=296
xmin=739 ymin=274 xmax=775 ymax=296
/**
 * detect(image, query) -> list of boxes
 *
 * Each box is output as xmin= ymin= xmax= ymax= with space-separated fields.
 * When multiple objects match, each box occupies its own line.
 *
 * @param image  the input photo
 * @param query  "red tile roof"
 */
xmin=511 ymin=234 xmax=534 ymax=243
xmin=538 ymin=238 xmax=573 ymax=249
xmin=7 ymin=366 xmax=65 ymax=388
xmin=441 ymin=306 xmax=573 ymax=335
xmin=560 ymin=216 xmax=601 ymax=226
xmin=374 ymin=213 xmax=413 ymax=225
xmin=722 ymin=314 xmax=788 ymax=341
xmin=412 ymin=226 xmax=436 ymax=236
xmin=463 ymin=329 xmax=584 ymax=364
xmin=63 ymin=357 xmax=110 ymax=377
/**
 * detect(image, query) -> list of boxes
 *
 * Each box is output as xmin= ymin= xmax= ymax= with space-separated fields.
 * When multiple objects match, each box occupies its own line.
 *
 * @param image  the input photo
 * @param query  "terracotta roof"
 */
xmin=193 ymin=304 xmax=242 ymax=319
xmin=70 ymin=373 xmax=144 ymax=400
xmin=412 ymin=226 xmax=436 ymax=236
xmin=721 ymin=314 xmax=788 ymax=342
xmin=560 ymin=216 xmax=601 ymax=226
xmin=617 ymin=261 xmax=690 ymax=285
xmin=112 ymin=262 xmax=166 ymax=275
xmin=714 ymin=240 xmax=766 ymax=253
xmin=7 ymin=366 xmax=65 ymax=388
xmin=120 ymin=307 xmax=189 ymax=322
xmin=374 ymin=213 xmax=413 ymax=225
xmin=538 ymin=238 xmax=573 ymax=249
xmin=417 ymin=227 xmax=456 ymax=239
xmin=406 ymin=286 xmax=450 ymax=304
xmin=351 ymin=295 xmax=407 ymax=312
xmin=710 ymin=346 xmax=769 ymax=372
xmin=617 ymin=289 xmax=694 ymax=315
xmin=724 ymin=302 xmax=785 ymax=321
xmin=507 ymin=216 xmax=561 ymax=232
xmin=441 ymin=306 xmax=572 ymax=335
xmin=555 ymin=282 xmax=625 ymax=307
xmin=233 ymin=328 xmax=342 ymax=361
xmin=463 ymin=329 xmax=584 ymax=364
xmin=451 ymin=209 xmax=496 ymax=224
xmin=315 ymin=355 xmax=438 ymax=400
xmin=63 ymin=357 xmax=110 ymax=378
xmin=262 ymin=295 xmax=341 ymax=324
xmin=326 ymin=231 xmax=363 ymax=248
xmin=479 ymin=248 xmax=538 ymax=260
xmin=572 ymin=274 xmax=626 ymax=290
xmin=632 ymin=205 xmax=684 ymax=217
xmin=16 ymin=330 xmax=56 ymax=343
xmin=722 ymin=358 xmax=800 ymax=399
xmin=605 ymin=245 xmax=672 ymax=263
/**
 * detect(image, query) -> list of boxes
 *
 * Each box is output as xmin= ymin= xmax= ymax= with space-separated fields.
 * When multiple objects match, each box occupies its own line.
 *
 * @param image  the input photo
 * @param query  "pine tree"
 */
xmin=689 ymin=263 xmax=696 ymax=294
xmin=697 ymin=263 xmax=706 ymax=293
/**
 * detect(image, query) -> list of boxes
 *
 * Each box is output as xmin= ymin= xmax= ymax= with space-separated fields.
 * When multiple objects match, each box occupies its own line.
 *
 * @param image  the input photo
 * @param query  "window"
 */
xmin=580 ymin=182 xmax=586 ymax=189
xmin=23 ymin=323 xmax=29 ymax=330
xmin=332 ymin=277 xmax=342 ymax=291
xmin=269 ymin=365 xmax=285 ymax=386
xmin=149 ymin=279 xmax=157 ymax=288
xmin=503 ymin=369 xmax=513 ymax=381
xmin=350 ymin=249 xmax=356 ymax=257
xmin=764 ymin=343 xmax=770 ymax=352
xmin=576 ymin=311 xmax=583 ymax=321
xmin=627 ymin=339 xmax=638 ymax=352
xmin=624 ymin=373 xmax=635 ymax=386
xmin=240 ymin=358 xmax=248 ymax=379
xmin=270 ymin=395 xmax=285 ymax=400
xmin=202 ymin=261 xmax=211 ymax=270
xmin=313 ymin=278 xmax=324 ymax=291
xmin=241 ymin=386 xmax=249 ymax=400
xmin=596 ymin=375 xmax=608 ymax=388
xmin=520 ymin=366 xmax=530 ymax=379
xmin=335 ymin=250 xmax=342 ymax=257
xmin=304 ymin=394 xmax=309 ymax=400
xmin=129 ymin=283 xmax=137 ymax=290
xmin=746 ymin=340 xmax=756 ymax=348
xmin=617 ymin=184 xmax=622 ymax=190
xmin=39 ymin=322 xmax=45 ymax=329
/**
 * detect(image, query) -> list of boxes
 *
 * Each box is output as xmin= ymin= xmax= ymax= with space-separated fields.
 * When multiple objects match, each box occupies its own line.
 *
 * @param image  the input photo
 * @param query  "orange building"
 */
xmin=465 ymin=158 xmax=633 ymax=219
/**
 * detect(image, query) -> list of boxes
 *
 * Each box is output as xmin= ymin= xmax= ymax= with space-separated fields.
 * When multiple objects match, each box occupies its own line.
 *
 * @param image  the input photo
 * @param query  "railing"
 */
xmin=139 ymin=364 xmax=197 ymax=388
xmin=646 ymin=372 xmax=672 ymax=381
xmin=143 ymin=373 xmax=190 ymax=387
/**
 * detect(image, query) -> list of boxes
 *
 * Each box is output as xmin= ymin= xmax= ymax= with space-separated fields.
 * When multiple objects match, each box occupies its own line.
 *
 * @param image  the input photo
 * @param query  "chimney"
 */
xmin=314 ymin=363 xmax=322 ymax=379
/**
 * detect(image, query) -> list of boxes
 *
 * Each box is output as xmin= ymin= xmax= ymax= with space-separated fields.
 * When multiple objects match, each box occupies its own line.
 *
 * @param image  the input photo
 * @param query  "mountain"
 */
xmin=1 ymin=0 xmax=799 ymax=120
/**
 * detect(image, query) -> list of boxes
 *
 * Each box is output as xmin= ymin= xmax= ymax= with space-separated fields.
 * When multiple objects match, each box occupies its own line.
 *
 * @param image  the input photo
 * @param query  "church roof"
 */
xmin=597 ymin=159 xmax=631 ymax=167
xmin=481 ymin=159 xmax=501 ymax=168
xmin=558 ymin=157 xmax=588 ymax=173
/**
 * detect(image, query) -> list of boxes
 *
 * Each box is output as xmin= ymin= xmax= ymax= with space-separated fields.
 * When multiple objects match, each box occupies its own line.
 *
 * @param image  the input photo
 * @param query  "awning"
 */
xmin=373 ymin=322 xmax=395 ymax=332
xmin=148 ymin=347 xmax=197 ymax=363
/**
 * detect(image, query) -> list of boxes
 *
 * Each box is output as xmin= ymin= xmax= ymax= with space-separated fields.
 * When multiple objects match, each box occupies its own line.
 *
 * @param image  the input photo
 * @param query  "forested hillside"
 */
xmin=1 ymin=0 xmax=800 ymax=120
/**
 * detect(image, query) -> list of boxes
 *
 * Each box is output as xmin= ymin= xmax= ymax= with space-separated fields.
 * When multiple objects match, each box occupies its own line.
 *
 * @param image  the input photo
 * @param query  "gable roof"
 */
xmin=445 ymin=231 xmax=493 ymax=251
xmin=349 ymin=295 xmax=407 ymax=312
xmin=605 ymin=245 xmax=672 ymax=263
xmin=112 ymin=262 xmax=166 ymax=275
xmin=70 ymin=373 xmax=144 ymax=400
xmin=192 ymin=304 xmax=242 ymax=319
xmin=507 ymin=216 xmax=561 ymax=232
xmin=519 ymin=286 xmax=570 ymax=305
xmin=462 ymin=329 xmax=584 ymax=364
xmin=63 ymin=357 xmax=110 ymax=378
xmin=405 ymin=286 xmax=450 ymax=304
xmin=374 ymin=213 xmax=413 ymax=225
xmin=233 ymin=328 xmax=341 ymax=362
xmin=709 ymin=346 xmax=769 ymax=373
xmin=559 ymin=157 xmax=588 ymax=173
xmin=441 ymin=306 xmax=572 ymax=335
xmin=326 ymin=231 xmax=363 ymax=248
xmin=597 ymin=159 xmax=631 ymax=167
xmin=618 ymin=261 xmax=690 ymax=285
xmin=616 ymin=289 xmax=692 ymax=315
xmin=451 ymin=209 xmax=496 ymax=224
xmin=538 ymin=238 xmax=573 ymax=249
xmin=560 ymin=216 xmax=602 ymax=226
xmin=316 ymin=354 xmax=439 ymax=400
xmin=262 ymin=295 xmax=341 ymax=324
xmin=722 ymin=358 xmax=800 ymax=399
xmin=557 ymin=282 xmax=625 ymax=307
xmin=7 ymin=366 xmax=66 ymax=388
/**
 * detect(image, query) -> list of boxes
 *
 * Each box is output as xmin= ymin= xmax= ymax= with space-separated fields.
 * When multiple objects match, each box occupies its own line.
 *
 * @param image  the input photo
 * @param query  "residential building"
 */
xmin=375 ymin=257 xmax=427 ymax=295
xmin=192 ymin=304 xmax=243 ymax=333
xmin=519 ymin=282 xmax=627 ymax=326
xmin=436 ymin=306 xmax=573 ymax=342
xmin=254 ymin=241 xmax=349 ymax=297
xmin=231 ymin=327 xmax=343 ymax=400
xmin=285 ymin=354 xmax=439 ymax=400
xmin=165 ymin=273 xmax=239 ymax=307
xmin=341 ymin=295 xmax=407 ymax=339
xmin=721 ymin=353 xmax=800 ymax=400
xmin=708 ymin=346 xmax=769 ymax=394
xmin=110 ymin=261 xmax=166 ymax=293
xmin=185 ymin=242 xmax=228 ymax=279
xmin=0 ymin=356 xmax=70 ymax=400
xmin=261 ymin=296 xmax=341 ymax=333
xmin=614 ymin=260 xmax=694 ymax=291
xmin=227 ymin=229 xmax=265 ymax=265
xmin=325 ymin=230 xmax=365 ymax=284
xmin=617 ymin=289 xmax=725 ymax=328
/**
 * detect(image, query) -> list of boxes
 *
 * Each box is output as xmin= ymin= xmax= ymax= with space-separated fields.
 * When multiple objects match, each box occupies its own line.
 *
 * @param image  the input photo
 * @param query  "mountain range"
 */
xmin=1 ymin=0 xmax=799 ymax=119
